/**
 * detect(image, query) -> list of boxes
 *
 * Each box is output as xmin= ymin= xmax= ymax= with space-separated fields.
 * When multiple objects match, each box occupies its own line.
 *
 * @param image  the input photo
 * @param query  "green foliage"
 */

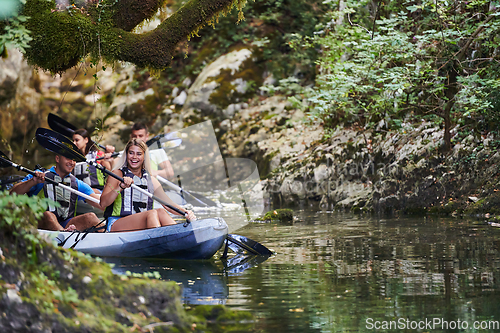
xmin=305 ymin=0 xmax=500 ymax=144
xmin=163 ymin=0 xmax=329 ymax=88
xmin=0 ymin=190 xmax=52 ymax=233
xmin=0 ymin=0 xmax=32 ymax=56
xmin=0 ymin=190 xmax=54 ymax=263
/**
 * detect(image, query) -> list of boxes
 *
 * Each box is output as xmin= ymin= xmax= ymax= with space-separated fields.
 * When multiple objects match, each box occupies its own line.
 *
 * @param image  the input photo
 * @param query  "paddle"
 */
xmin=226 ymin=234 xmax=273 ymax=256
xmin=48 ymin=114 xmax=207 ymax=207
xmin=35 ymin=128 xmax=190 ymax=223
xmin=0 ymin=150 xmax=100 ymax=204
xmin=156 ymin=175 xmax=219 ymax=208
xmin=146 ymin=132 xmax=183 ymax=148
xmin=0 ymin=175 xmax=25 ymax=186
xmin=95 ymin=152 xmax=120 ymax=161
xmin=48 ymin=113 xmax=107 ymax=151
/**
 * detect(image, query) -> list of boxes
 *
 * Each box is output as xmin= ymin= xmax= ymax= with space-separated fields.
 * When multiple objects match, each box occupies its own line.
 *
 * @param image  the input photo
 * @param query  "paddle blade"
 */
xmin=48 ymin=113 xmax=77 ymax=137
xmin=224 ymin=253 xmax=270 ymax=275
xmin=0 ymin=150 xmax=13 ymax=168
xmin=35 ymin=128 xmax=86 ymax=162
xmin=146 ymin=132 xmax=182 ymax=149
xmin=0 ymin=175 xmax=25 ymax=190
xmin=227 ymin=234 xmax=273 ymax=256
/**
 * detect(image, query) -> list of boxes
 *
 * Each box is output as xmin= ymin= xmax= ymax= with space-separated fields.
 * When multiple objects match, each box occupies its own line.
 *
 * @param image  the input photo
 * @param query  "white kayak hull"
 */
xmin=38 ymin=217 xmax=228 ymax=260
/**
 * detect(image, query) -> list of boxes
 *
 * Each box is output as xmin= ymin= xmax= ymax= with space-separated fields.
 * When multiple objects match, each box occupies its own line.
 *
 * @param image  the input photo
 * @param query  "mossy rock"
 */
xmin=188 ymin=304 xmax=254 ymax=331
xmin=464 ymin=193 xmax=500 ymax=215
xmin=256 ymin=208 xmax=293 ymax=222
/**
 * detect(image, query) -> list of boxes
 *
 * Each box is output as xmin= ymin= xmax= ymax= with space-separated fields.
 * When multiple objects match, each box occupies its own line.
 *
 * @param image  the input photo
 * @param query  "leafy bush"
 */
xmin=306 ymin=0 xmax=500 ymax=149
xmin=0 ymin=190 xmax=53 ymax=261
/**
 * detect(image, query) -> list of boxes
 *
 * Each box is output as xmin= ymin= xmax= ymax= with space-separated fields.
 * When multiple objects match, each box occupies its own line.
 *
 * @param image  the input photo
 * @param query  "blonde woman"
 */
xmin=100 ymin=138 xmax=196 ymax=232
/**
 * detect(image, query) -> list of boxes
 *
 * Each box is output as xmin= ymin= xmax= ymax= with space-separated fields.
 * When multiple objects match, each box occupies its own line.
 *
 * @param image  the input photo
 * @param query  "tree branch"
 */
xmin=21 ymin=0 xmax=243 ymax=72
xmin=111 ymin=0 xmax=164 ymax=31
xmin=113 ymin=0 xmax=239 ymax=70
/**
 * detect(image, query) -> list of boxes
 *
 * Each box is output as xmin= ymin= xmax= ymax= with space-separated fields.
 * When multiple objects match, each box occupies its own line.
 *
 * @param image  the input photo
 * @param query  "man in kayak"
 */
xmin=10 ymin=154 xmax=103 ymax=232
xmin=100 ymin=138 xmax=195 ymax=232
xmin=130 ymin=122 xmax=175 ymax=179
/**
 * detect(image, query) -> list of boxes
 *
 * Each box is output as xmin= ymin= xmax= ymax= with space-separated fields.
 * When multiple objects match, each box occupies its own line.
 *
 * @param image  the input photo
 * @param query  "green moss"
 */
xmin=189 ymin=304 xmax=254 ymax=332
xmin=19 ymin=0 xmax=250 ymax=73
xmin=464 ymin=194 xmax=500 ymax=216
xmin=404 ymin=206 xmax=429 ymax=215
xmin=256 ymin=208 xmax=293 ymax=222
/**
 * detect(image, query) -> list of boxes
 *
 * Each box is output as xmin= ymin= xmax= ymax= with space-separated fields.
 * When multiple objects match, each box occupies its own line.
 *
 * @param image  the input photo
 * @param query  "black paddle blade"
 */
xmin=0 ymin=175 xmax=25 ymax=190
xmin=0 ymin=150 xmax=13 ymax=168
xmin=48 ymin=113 xmax=77 ymax=137
xmin=227 ymin=234 xmax=273 ymax=256
xmin=35 ymin=128 xmax=86 ymax=162
xmin=223 ymin=253 xmax=270 ymax=275
xmin=146 ymin=132 xmax=182 ymax=148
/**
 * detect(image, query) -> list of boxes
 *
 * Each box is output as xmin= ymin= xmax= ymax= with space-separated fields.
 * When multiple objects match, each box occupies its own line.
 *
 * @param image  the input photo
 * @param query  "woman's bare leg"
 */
xmin=110 ymin=211 xmax=161 ymax=232
xmin=145 ymin=210 xmax=162 ymax=229
xmin=157 ymin=209 xmax=176 ymax=226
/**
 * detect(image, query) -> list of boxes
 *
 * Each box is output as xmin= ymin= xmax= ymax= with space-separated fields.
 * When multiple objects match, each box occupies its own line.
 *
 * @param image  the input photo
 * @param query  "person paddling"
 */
xmin=100 ymin=138 xmax=195 ymax=232
xmin=72 ymin=128 xmax=115 ymax=193
xmin=10 ymin=154 xmax=103 ymax=231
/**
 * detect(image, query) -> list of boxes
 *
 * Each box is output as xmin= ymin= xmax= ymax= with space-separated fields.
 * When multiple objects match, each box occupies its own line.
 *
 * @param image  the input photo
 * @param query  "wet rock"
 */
xmin=183 ymin=48 xmax=257 ymax=117
xmin=468 ymin=196 xmax=479 ymax=203
xmin=4 ymin=289 xmax=22 ymax=305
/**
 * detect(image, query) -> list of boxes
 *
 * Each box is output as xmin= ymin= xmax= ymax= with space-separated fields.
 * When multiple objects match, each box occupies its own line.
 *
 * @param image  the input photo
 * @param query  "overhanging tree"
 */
xmin=0 ymin=0 xmax=248 ymax=73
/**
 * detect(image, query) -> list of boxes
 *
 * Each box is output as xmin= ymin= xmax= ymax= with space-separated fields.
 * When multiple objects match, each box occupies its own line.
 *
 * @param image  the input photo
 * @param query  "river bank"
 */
xmin=0 ymin=192 xmax=252 ymax=332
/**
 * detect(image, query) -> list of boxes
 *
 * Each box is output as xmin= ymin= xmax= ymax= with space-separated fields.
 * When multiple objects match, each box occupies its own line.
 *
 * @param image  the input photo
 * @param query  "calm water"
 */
xmin=108 ymin=210 xmax=500 ymax=332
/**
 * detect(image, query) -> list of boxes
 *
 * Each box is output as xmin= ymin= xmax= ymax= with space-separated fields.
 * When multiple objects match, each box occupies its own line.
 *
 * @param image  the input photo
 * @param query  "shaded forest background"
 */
xmin=2 ymin=0 xmax=500 ymax=214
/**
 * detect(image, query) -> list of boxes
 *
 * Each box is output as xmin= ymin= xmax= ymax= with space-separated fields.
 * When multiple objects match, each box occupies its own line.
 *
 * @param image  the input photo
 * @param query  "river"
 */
xmin=108 ymin=209 xmax=500 ymax=332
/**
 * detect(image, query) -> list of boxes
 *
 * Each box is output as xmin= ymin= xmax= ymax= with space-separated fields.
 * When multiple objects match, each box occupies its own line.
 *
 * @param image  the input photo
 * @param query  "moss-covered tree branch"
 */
xmin=111 ymin=0 xmax=165 ymax=31
xmin=19 ymin=0 xmax=245 ymax=73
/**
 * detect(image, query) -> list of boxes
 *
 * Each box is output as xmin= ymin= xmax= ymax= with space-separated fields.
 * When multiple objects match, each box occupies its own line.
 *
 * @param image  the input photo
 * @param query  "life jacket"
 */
xmin=73 ymin=151 xmax=106 ymax=190
xmin=104 ymin=166 xmax=154 ymax=218
xmin=39 ymin=171 xmax=78 ymax=224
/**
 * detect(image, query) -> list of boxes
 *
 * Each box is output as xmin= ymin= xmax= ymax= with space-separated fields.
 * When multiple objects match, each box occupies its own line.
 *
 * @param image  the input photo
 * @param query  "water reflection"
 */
xmin=106 ymin=258 xmax=229 ymax=305
xmin=103 ymin=210 xmax=500 ymax=332
xmin=220 ymin=211 xmax=500 ymax=333
xmin=105 ymin=254 xmax=271 ymax=305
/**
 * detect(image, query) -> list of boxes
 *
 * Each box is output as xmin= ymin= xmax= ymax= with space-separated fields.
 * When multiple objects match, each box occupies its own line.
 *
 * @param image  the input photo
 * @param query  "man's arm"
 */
xmin=151 ymin=160 xmax=174 ymax=179
xmin=10 ymin=172 xmax=44 ymax=195
xmin=76 ymin=179 xmax=104 ymax=211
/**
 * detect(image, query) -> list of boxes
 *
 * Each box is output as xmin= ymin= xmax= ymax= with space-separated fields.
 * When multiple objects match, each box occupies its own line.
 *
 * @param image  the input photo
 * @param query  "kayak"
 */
xmin=38 ymin=217 xmax=228 ymax=260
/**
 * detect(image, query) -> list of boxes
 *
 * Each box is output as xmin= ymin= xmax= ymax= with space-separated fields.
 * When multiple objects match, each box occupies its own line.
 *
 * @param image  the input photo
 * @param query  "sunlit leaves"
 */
xmin=306 ymin=0 xmax=500 ymax=137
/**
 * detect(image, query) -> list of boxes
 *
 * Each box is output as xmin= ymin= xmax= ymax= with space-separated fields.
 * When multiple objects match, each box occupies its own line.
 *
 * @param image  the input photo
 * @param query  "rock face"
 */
xmin=182 ymin=48 xmax=262 ymax=120
xmin=0 ymin=48 xmax=42 ymax=163
xmin=221 ymin=103 xmax=500 ymax=216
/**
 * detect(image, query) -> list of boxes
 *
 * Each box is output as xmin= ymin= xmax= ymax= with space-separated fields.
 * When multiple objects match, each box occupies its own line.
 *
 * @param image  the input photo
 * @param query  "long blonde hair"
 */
xmin=113 ymin=139 xmax=153 ymax=175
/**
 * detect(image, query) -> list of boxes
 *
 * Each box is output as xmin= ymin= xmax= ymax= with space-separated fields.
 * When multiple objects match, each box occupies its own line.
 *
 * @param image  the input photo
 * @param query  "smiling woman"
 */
xmin=99 ymin=138 xmax=195 ymax=232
